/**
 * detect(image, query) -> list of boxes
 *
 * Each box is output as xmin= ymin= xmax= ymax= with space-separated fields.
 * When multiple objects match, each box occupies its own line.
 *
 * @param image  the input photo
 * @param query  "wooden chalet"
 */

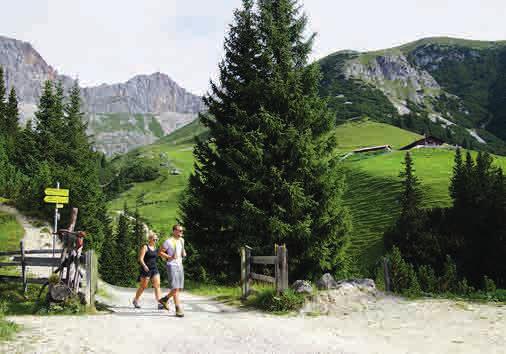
xmin=400 ymin=136 xmax=445 ymax=151
xmin=353 ymin=145 xmax=392 ymax=153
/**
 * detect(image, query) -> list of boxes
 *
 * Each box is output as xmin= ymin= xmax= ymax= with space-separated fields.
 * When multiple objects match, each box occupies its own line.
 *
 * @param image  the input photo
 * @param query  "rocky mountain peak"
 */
xmin=0 ymin=35 xmax=204 ymax=156
xmin=0 ymin=35 xmax=74 ymax=104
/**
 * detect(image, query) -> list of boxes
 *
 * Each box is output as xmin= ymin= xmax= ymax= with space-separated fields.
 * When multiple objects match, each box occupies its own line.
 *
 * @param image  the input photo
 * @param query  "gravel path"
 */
xmin=2 ymin=283 xmax=505 ymax=354
xmin=1 ymin=205 xmax=505 ymax=353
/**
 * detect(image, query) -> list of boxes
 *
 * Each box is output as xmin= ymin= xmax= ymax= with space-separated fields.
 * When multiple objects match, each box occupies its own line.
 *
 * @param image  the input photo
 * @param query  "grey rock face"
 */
xmin=291 ymin=280 xmax=313 ymax=294
xmin=410 ymin=44 xmax=480 ymax=72
xmin=81 ymin=73 xmax=205 ymax=114
xmin=316 ymin=273 xmax=338 ymax=290
xmin=343 ymin=53 xmax=440 ymax=113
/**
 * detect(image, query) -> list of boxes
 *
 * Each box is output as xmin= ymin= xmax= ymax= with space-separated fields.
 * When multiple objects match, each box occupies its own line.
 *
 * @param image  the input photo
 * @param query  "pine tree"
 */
xmin=132 ymin=209 xmax=145 ymax=252
xmin=0 ymin=67 xmax=6 ymax=133
xmin=449 ymin=148 xmax=463 ymax=203
xmin=13 ymin=120 xmax=38 ymax=174
xmin=114 ymin=208 xmax=133 ymax=286
xmin=2 ymin=87 xmax=20 ymax=158
xmin=5 ymin=87 xmax=19 ymax=136
xmin=181 ymin=0 xmax=350 ymax=280
xmin=384 ymin=152 xmax=439 ymax=266
xmin=130 ymin=209 xmax=145 ymax=275
xmin=34 ymin=81 xmax=57 ymax=162
xmin=64 ymin=81 xmax=89 ymax=164
xmin=399 ymin=152 xmax=423 ymax=216
xmin=99 ymin=229 xmax=119 ymax=284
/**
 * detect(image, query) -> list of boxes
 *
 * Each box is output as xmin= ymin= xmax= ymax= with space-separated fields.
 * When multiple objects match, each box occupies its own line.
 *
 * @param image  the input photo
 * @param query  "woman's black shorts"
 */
xmin=138 ymin=267 xmax=159 ymax=281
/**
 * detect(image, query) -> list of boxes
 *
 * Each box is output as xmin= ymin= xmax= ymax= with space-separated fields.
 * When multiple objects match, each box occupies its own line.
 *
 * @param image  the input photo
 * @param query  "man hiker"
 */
xmin=159 ymin=224 xmax=186 ymax=317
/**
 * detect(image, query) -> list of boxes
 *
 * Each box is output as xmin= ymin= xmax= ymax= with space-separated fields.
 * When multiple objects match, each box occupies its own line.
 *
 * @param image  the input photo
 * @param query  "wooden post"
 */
xmin=383 ymin=257 xmax=391 ymax=292
xmin=245 ymin=246 xmax=251 ymax=298
xmin=275 ymin=244 xmax=281 ymax=295
xmin=20 ymin=240 xmax=27 ymax=294
xmin=240 ymin=247 xmax=247 ymax=299
xmin=85 ymin=250 xmax=97 ymax=310
xmin=280 ymin=244 xmax=288 ymax=292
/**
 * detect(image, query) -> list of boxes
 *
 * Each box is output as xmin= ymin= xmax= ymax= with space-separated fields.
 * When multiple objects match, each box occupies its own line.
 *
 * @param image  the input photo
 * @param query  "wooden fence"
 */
xmin=240 ymin=244 xmax=288 ymax=299
xmin=0 ymin=239 xmax=97 ymax=309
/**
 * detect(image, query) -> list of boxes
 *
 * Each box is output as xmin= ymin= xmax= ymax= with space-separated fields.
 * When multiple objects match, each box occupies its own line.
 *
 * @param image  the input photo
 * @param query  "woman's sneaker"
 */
xmin=158 ymin=296 xmax=170 ymax=311
xmin=132 ymin=299 xmax=141 ymax=309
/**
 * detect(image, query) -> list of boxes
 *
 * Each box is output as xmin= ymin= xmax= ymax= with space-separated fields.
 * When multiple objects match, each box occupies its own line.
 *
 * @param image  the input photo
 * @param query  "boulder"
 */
xmin=291 ymin=280 xmax=313 ymax=294
xmin=316 ymin=273 xmax=338 ymax=290
xmin=336 ymin=278 xmax=377 ymax=295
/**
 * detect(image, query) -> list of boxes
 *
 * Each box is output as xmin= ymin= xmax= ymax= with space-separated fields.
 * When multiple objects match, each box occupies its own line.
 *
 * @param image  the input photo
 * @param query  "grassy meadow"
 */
xmin=107 ymin=118 xmax=506 ymax=274
xmin=0 ymin=210 xmax=24 ymax=341
xmin=0 ymin=211 xmax=24 ymax=251
xmin=107 ymin=120 xmax=205 ymax=234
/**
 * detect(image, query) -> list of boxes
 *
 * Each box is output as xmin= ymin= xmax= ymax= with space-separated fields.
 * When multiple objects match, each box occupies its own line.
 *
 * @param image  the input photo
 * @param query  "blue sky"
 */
xmin=0 ymin=0 xmax=505 ymax=95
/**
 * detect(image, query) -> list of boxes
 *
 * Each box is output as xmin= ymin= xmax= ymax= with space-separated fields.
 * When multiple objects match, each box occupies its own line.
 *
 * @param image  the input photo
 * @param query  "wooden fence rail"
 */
xmin=241 ymin=244 xmax=288 ymax=299
xmin=0 ymin=275 xmax=49 ymax=285
xmin=0 ymin=239 xmax=96 ymax=309
xmin=0 ymin=249 xmax=63 ymax=256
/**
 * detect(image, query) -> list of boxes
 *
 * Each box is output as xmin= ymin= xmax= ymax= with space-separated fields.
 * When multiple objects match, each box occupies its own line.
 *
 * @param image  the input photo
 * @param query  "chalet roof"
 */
xmin=353 ymin=145 xmax=392 ymax=153
xmin=399 ymin=136 xmax=445 ymax=151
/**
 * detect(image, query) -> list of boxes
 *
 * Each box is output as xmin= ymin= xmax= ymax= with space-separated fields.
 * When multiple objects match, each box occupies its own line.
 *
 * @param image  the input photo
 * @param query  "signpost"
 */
xmin=44 ymin=183 xmax=70 ymax=262
xmin=44 ymin=196 xmax=69 ymax=204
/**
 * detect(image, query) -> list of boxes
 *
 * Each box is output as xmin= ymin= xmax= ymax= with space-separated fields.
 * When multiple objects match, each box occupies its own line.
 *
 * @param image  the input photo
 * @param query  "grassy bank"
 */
xmin=185 ymin=280 xmax=306 ymax=313
xmin=0 ymin=211 xmax=24 ymax=252
xmin=0 ymin=210 xmax=24 ymax=341
xmin=0 ymin=316 xmax=18 ymax=342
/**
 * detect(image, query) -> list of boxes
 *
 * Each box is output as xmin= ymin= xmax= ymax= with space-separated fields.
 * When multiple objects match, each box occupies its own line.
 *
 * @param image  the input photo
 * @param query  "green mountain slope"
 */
xmin=319 ymin=37 xmax=506 ymax=155
xmin=108 ymin=119 xmax=506 ymax=273
xmin=106 ymin=120 xmax=203 ymax=232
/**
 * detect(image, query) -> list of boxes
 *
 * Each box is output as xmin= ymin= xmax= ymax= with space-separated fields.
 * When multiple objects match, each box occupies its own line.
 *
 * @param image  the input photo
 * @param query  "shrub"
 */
xmin=483 ymin=276 xmax=497 ymax=293
xmin=389 ymin=246 xmax=411 ymax=293
xmin=440 ymin=255 xmax=458 ymax=293
xmin=418 ymin=265 xmax=438 ymax=293
xmin=36 ymin=294 xmax=86 ymax=315
xmin=374 ymin=263 xmax=386 ymax=292
xmin=387 ymin=247 xmax=422 ymax=296
xmin=456 ymin=278 xmax=474 ymax=295
xmin=404 ymin=264 xmax=421 ymax=297
xmin=252 ymin=288 xmax=305 ymax=312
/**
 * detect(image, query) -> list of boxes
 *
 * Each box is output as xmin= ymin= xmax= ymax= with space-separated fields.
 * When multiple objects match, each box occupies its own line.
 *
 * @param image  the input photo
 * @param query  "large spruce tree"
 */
xmin=181 ymin=0 xmax=350 ymax=281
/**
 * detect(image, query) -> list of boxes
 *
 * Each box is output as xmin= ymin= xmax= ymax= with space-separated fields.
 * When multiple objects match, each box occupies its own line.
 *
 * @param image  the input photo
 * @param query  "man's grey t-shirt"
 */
xmin=162 ymin=237 xmax=184 ymax=266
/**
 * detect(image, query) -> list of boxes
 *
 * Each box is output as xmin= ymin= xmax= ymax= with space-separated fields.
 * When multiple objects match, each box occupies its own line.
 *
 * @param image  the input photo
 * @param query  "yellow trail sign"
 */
xmin=45 ymin=188 xmax=69 ymax=197
xmin=44 ymin=196 xmax=69 ymax=204
xmin=56 ymin=204 xmax=64 ymax=209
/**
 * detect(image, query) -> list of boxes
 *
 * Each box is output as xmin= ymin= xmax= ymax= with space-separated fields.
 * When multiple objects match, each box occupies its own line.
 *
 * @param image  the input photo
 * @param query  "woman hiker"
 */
xmin=132 ymin=231 xmax=164 ymax=309
xmin=158 ymin=224 xmax=186 ymax=317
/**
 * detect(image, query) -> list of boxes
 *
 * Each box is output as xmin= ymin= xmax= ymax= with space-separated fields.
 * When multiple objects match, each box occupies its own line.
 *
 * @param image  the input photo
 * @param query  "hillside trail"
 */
xmin=1 ymin=204 xmax=506 ymax=353
xmin=0 ymin=203 xmax=57 ymax=278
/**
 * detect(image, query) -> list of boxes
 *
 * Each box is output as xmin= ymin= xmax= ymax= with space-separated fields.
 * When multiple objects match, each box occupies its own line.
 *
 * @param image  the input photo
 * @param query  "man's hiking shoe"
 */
xmin=132 ymin=299 xmax=141 ymax=309
xmin=175 ymin=306 xmax=184 ymax=317
xmin=158 ymin=296 xmax=170 ymax=311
